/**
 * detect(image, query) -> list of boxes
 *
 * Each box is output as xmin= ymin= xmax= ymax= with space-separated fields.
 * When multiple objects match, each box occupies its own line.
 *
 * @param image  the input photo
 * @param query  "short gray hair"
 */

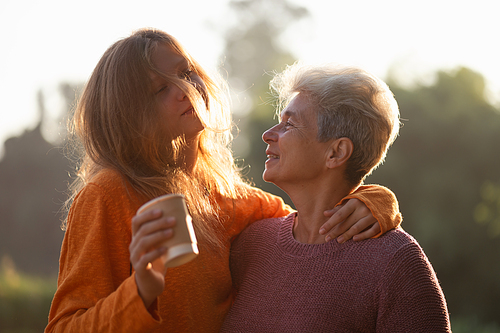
xmin=270 ymin=63 xmax=400 ymax=185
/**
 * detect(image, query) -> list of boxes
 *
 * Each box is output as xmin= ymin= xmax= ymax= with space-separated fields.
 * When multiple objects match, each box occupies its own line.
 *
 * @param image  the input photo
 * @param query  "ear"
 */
xmin=326 ymin=138 xmax=353 ymax=169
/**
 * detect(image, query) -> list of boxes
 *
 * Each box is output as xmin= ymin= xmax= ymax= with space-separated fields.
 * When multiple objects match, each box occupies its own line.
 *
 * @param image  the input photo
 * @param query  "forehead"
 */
xmin=280 ymin=94 xmax=316 ymax=122
xmin=150 ymin=43 xmax=188 ymax=74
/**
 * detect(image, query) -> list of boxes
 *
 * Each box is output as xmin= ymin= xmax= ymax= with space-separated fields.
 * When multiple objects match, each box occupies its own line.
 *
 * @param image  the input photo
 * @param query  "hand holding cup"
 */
xmin=130 ymin=194 xmax=198 ymax=308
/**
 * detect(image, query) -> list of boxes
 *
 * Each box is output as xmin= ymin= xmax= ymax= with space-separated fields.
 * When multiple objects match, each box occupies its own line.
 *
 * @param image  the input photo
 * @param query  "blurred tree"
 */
xmin=475 ymin=181 xmax=500 ymax=237
xmin=367 ymin=67 xmax=500 ymax=325
xmin=221 ymin=0 xmax=310 ymax=206
xmin=0 ymin=83 xmax=81 ymax=277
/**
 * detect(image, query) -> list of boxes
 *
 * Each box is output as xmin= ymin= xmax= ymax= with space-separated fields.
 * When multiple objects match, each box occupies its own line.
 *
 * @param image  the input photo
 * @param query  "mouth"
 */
xmin=265 ymin=150 xmax=280 ymax=161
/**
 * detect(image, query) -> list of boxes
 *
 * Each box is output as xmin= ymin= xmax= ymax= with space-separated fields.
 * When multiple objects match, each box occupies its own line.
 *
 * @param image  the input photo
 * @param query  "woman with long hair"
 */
xmin=45 ymin=28 xmax=401 ymax=332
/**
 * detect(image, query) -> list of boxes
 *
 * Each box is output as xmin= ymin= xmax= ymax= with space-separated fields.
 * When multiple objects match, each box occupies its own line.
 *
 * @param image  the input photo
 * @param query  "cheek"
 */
xmin=157 ymin=96 xmax=175 ymax=119
xmin=154 ymin=104 xmax=176 ymax=135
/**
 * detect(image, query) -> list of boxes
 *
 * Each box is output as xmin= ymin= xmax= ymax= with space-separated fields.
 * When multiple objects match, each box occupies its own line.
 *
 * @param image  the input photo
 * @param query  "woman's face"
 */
xmin=150 ymin=43 xmax=207 ymax=142
xmin=262 ymin=94 xmax=332 ymax=189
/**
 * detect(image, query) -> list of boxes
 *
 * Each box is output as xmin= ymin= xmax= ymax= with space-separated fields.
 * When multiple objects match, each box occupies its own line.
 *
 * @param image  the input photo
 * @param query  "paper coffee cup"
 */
xmin=137 ymin=194 xmax=198 ymax=268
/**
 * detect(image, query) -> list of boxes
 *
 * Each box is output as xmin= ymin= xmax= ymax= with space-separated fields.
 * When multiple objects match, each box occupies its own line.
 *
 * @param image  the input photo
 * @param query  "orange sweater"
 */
xmin=45 ymin=169 xmax=401 ymax=333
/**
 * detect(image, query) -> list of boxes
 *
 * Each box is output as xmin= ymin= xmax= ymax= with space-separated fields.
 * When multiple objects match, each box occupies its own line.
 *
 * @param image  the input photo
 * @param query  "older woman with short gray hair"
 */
xmin=221 ymin=63 xmax=451 ymax=332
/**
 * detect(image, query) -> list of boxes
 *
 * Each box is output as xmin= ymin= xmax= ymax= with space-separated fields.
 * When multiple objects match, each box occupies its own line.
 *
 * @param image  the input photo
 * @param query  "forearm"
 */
xmin=343 ymin=184 xmax=402 ymax=237
xmin=45 ymin=274 xmax=160 ymax=333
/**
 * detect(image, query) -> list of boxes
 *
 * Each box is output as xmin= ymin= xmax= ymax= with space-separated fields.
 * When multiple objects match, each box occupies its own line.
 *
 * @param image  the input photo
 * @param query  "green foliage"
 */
xmin=223 ymin=0 xmax=307 ymax=205
xmin=0 ymin=256 xmax=56 ymax=332
xmin=367 ymin=67 xmax=500 ymax=325
xmin=475 ymin=181 xmax=500 ymax=237
xmin=451 ymin=316 xmax=500 ymax=333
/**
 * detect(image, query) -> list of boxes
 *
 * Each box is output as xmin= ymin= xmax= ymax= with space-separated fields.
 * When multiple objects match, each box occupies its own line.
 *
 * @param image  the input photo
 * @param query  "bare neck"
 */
xmin=177 ymin=136 xmax=200 ymax=174
xmin=286 ymin=175 xmax=354 ymax=244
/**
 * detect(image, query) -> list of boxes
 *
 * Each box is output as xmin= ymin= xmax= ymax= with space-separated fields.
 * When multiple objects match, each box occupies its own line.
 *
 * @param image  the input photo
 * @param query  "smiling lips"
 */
xmin=266 ymin=150 xmax=280 ymax=160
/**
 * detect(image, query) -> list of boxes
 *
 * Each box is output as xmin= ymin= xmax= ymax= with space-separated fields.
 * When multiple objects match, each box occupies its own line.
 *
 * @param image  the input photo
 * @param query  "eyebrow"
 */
xmin=151 ymin=57 xmax=190 ymax=88
xmin=280 ymin=109 xmax=304 ymax=123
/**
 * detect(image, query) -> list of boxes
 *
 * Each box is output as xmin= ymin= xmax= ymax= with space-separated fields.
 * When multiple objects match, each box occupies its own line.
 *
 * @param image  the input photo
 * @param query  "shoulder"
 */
xmin=68 ymin=169 xmax=141 ymax=230
xmin=379 ymin=229 xmax=425 ymax=258
xmin=241 ymin=185 xmax=293 ymax=219
xmin=87 ymin=168 xmax=129 ymax=193
xmin=76 ymin=169 xmax=141 ymax=206
xmin=373 ymin=228 xmax=419 ymax=250
xmin=220 ymin=185 xmax=292 ymax=236
xmin=232 ymin=215 xmax=288 ymax=245
xmin=236 ymin=184 xmax=288 ymax=209
xmin=344 ymin=228 xmax=422 ymax=269
xmin=369 ymin=229 xmax=436 ymax=282
xmin=244 ymin=215 xmax=287 ymax=234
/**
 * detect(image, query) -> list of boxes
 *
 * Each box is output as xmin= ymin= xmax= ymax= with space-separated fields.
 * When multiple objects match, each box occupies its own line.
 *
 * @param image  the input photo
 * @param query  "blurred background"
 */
xmin=0 ymin=0 xmax=499 ymax=332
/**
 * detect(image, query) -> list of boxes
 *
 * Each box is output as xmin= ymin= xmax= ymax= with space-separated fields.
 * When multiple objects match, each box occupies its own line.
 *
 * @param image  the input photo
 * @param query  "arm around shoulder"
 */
xmin=343 ymin=184 xmax=402 ymax=237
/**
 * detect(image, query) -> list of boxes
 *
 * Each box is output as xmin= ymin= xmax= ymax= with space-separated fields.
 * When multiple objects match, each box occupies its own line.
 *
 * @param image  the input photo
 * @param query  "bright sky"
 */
xmin=1 ymin=0 xmax=498 ymax=157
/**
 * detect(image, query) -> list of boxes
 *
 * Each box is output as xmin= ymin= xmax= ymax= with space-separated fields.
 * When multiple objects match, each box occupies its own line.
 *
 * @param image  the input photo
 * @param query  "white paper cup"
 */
xmin=137 ymin=194 xmax=198 ymax=268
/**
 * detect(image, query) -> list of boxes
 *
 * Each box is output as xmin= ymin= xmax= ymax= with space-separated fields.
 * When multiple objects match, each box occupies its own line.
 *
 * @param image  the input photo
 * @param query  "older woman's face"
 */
xmin=150 ymin=43 xmax=207 ymax=141
xmin=262 ymin=94 xmax=332 ymax=188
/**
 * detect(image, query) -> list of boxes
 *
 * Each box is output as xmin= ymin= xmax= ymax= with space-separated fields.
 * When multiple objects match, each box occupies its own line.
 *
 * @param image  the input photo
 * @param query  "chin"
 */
xmin=262 ymin=170 xmax=276 ymax=184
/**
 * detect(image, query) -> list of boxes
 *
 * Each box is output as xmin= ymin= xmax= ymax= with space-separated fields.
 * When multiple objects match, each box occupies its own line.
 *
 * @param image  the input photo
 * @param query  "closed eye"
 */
xmin=156 ymin=85 xmax=168 ymax=94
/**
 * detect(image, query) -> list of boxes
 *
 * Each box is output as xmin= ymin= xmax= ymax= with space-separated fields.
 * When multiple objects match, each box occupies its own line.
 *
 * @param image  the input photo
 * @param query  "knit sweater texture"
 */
xmin=45 ymin=169 xmax=401 ymax=333
xmin=221 ymin=213 xmax=451 ymax=333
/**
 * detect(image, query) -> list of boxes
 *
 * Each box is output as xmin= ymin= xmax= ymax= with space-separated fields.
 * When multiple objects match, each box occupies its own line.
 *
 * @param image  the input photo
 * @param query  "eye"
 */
xmin=283 ymin=120 xmax=294 ymax=131
xmin=156 ymin=85 xmax=168 ymax=95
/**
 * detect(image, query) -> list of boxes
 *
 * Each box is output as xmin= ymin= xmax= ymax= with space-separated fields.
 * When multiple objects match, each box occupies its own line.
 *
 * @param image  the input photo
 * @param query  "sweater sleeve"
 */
xmin=45 ymin=183 xmax=160 ymax=333
xmin=224 ymin=186 xmax=293 ymax=241
xmin=340 ymin=184 xmax=402 ymax=237
xmin=375 ymin=242 xmax=451 ymax=332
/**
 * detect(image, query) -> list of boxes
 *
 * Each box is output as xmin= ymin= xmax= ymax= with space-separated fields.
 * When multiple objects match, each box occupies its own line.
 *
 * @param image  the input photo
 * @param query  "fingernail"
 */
xmin=319 ymin=228 xmax=325 ymax=235
xmin=337 ymin=236 xmax=345 ymax=244
xmin=325 ymin=235 xmax=331 ymax=242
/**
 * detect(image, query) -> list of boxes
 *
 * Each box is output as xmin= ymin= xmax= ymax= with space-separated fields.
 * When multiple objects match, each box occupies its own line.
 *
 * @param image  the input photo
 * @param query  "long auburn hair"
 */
xmin=64 ymin=28 xmax=249 ymax=248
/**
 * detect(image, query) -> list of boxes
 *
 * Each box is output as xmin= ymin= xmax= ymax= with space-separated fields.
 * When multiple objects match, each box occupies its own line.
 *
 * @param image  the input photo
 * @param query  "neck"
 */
xmin=285 ymin=175 xmax=354 ymax=244
xmin=177 ymin=135 xmax=200 ymax=174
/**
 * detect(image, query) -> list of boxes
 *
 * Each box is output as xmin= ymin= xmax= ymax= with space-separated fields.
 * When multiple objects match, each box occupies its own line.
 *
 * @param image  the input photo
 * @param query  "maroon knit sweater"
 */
xmin=220 ymin=213 xmax=451 ymax=332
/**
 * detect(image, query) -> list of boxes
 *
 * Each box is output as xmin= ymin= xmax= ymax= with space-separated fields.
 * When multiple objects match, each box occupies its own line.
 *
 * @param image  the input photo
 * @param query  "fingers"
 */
xmin=130 ymin=209 xmax=176 ymax=308
xmin=352 ymin=222 xmax=381 ymax=242
xmin=334 ymin=215 xmax=377 ymax=243
xmin=133 ymin=247 xmax=169 ymax=308
xmin=323 ymin=205 xmax=342 ymax=218
xmin=319 ymin=201 xmax=357 ymax=239
xmin=130 ymin=210 xmax=176 ymax=271
xmin=131 ymin=209 xmax=162 ymax=235
xmin=134 ymin=246 xmax=168 ymax=272
xmin=129 ymin=227 xmax=173 ymax=265
xmin=320 ymin=198 xmax=378 ymax=243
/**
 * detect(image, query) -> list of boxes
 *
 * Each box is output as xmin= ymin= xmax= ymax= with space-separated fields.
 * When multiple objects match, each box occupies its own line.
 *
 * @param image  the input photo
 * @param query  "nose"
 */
xmin=192 ymin=75 xmax=209 ymax=106
xmin=262 ymin=124 xmax=279 ymax=143
xmin=177 ymin=74 xmax=208 ymax=104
